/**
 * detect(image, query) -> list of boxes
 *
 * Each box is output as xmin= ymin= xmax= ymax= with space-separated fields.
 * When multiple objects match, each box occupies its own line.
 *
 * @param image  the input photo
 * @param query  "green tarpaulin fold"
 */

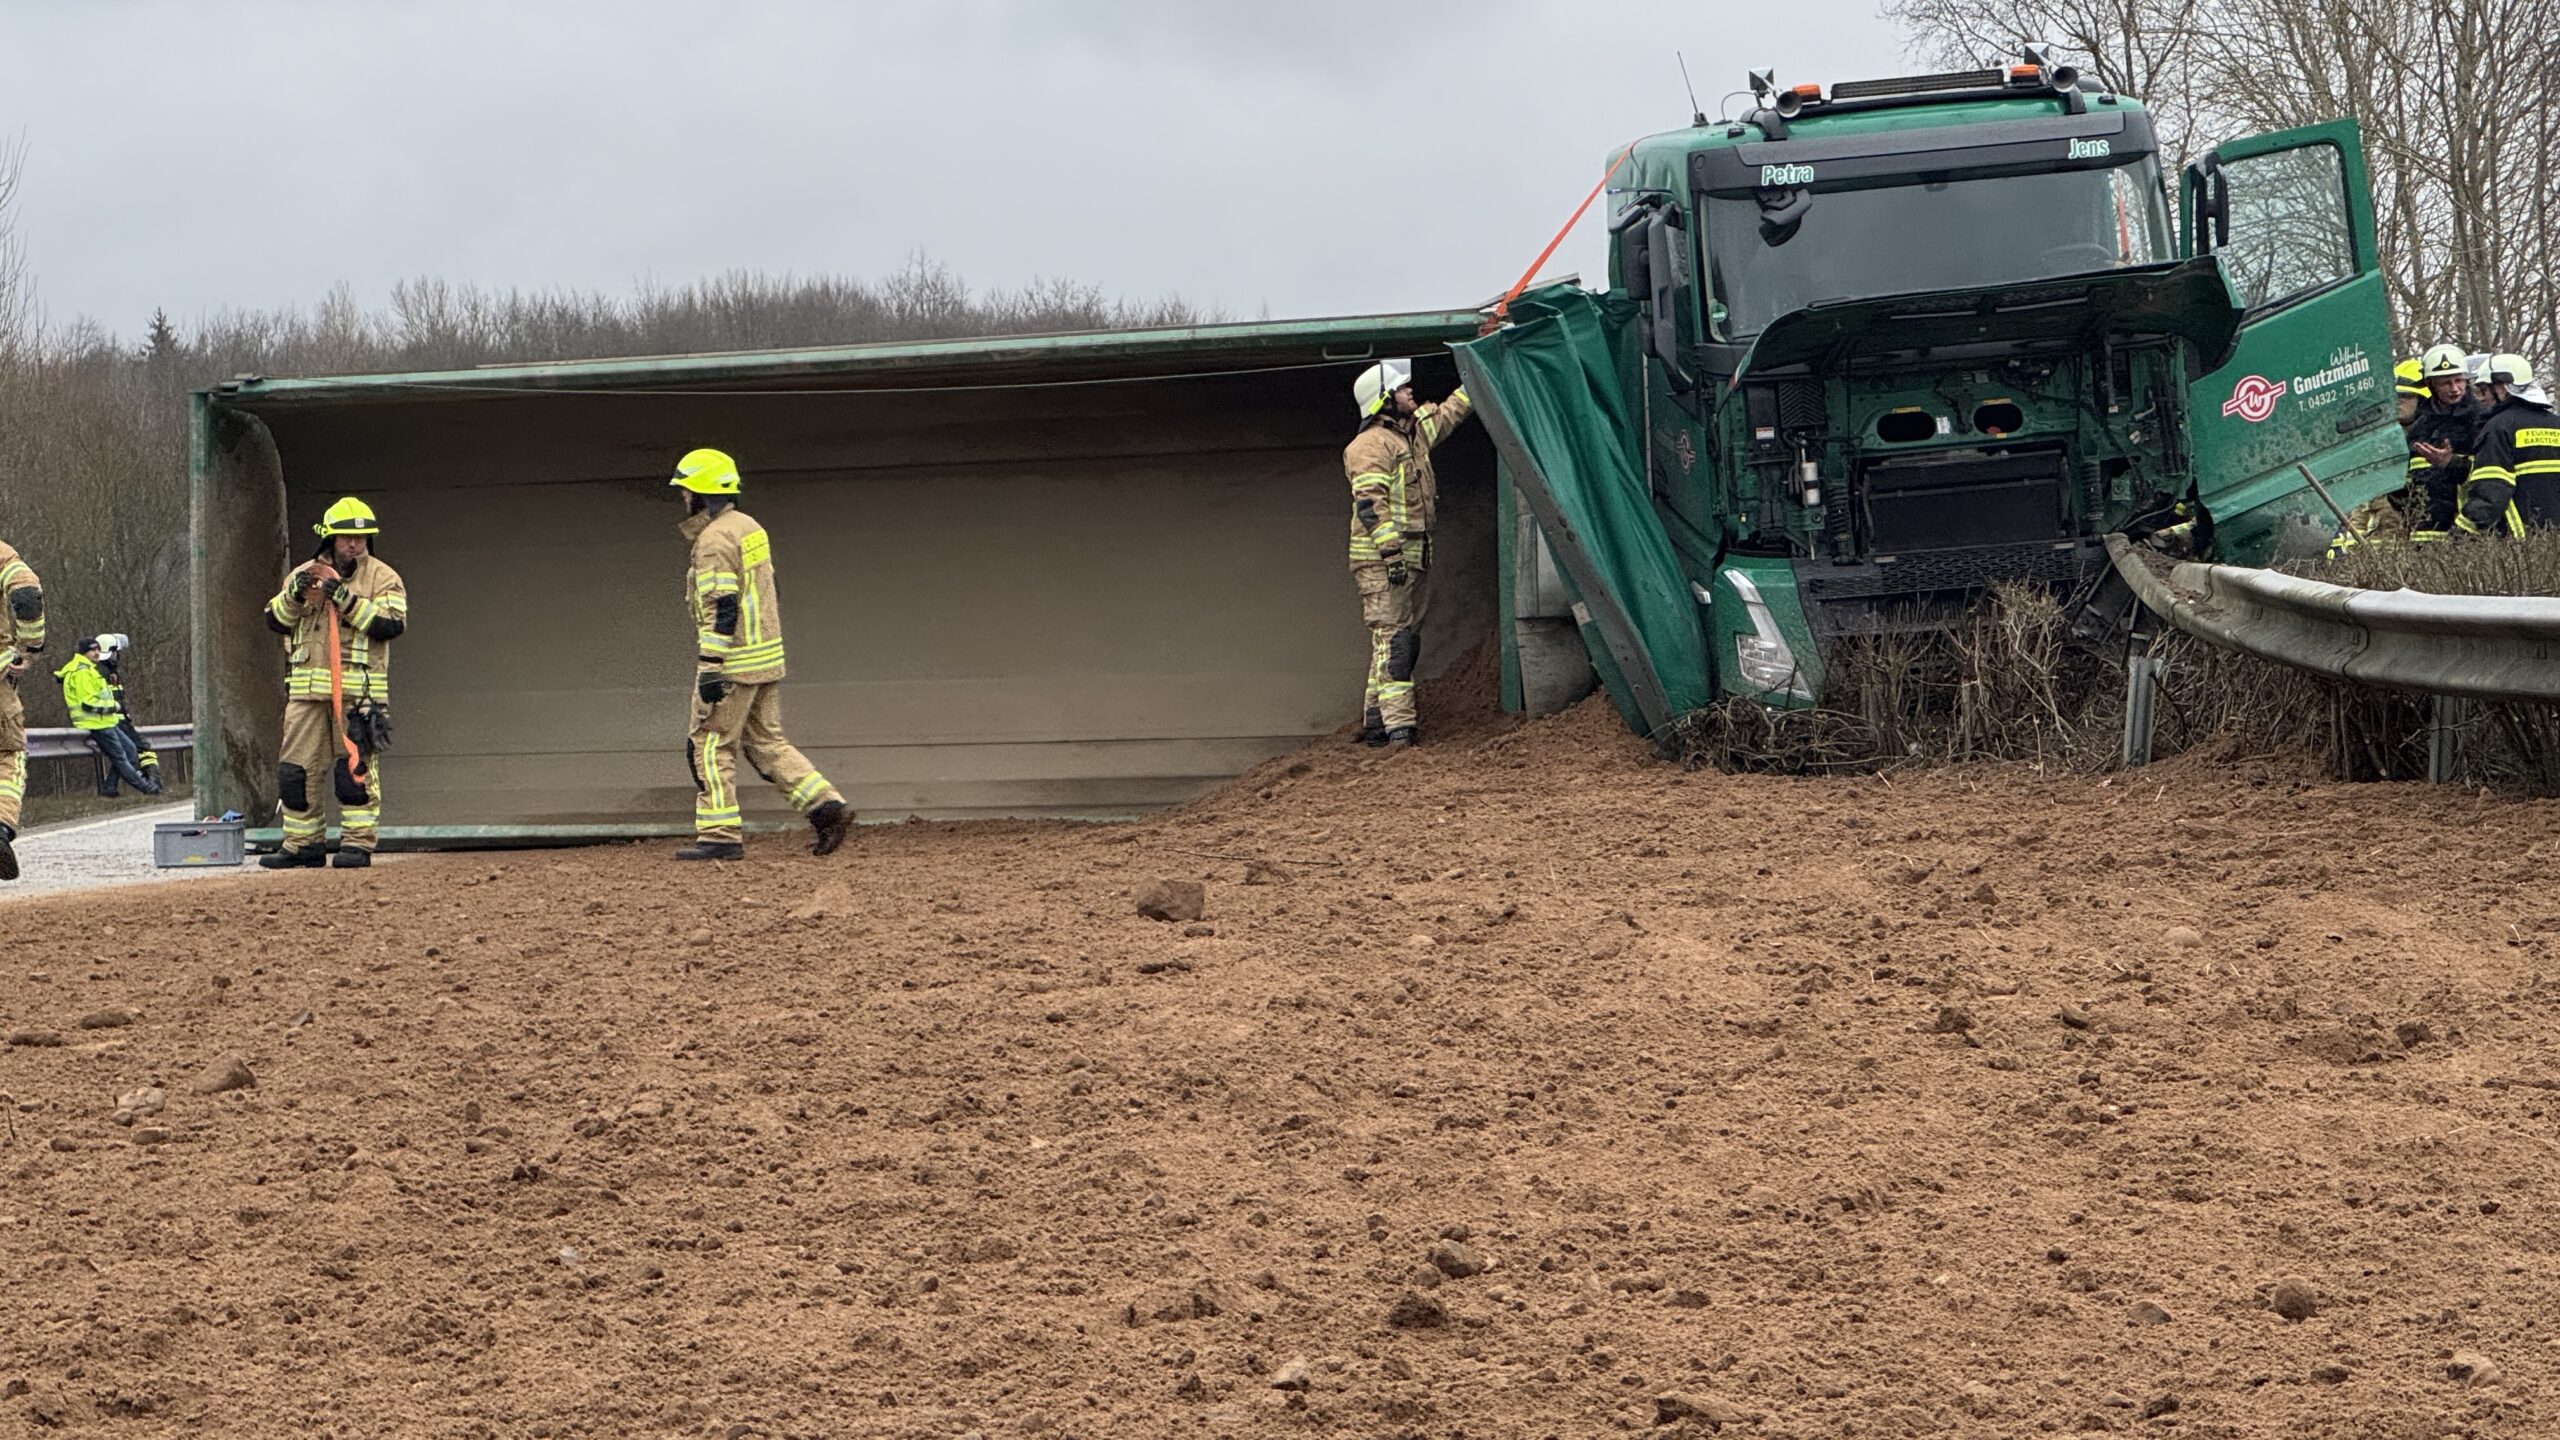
xmin=1454 ymin=287 xmax=1710 ymax=741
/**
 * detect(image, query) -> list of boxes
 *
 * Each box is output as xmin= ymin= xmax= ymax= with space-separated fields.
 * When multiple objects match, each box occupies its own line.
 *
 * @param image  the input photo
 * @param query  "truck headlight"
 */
xmin=1722 ymin=569 xmax=1814 ymax=701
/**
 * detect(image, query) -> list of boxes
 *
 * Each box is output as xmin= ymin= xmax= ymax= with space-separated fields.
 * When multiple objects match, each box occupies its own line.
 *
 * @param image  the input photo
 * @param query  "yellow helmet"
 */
xmin=313 ymin=496 xmax=379 ymax=537
xmin=2420 ymin=343 xmax=2469 ymax=380
xmin=669 ymin=447 xmax=742 ymax=495
xmin=2395 ymin=357 xmax=2425 ymax=398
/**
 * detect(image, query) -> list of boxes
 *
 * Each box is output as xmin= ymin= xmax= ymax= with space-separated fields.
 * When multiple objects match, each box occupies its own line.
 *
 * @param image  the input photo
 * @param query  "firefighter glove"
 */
xmin=292 ymin=567 xmax=319 ymax=600
xmin=697 ymin=670 xmax=732 ymax=706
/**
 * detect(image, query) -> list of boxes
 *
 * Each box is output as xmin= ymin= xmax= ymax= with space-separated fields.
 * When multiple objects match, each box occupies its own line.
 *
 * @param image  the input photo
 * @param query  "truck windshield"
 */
xmin=1703 ymin=156 xmax=2172 ymax=337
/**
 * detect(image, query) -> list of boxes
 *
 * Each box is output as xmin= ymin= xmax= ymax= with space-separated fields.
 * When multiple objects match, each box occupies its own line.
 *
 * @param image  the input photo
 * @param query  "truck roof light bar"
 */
xmin=1827 ymin=68 xmax=2006 ymax=100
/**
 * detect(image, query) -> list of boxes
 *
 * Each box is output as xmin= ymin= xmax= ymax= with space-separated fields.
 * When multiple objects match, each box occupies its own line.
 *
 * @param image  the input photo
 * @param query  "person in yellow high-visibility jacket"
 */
xmin=57 ymin=637 xmax=159 ymax=797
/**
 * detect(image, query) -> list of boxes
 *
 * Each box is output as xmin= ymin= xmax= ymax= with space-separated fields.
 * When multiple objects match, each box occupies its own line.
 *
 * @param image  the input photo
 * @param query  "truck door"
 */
xmin=2181 ymin=119 xmax=2405 ymax=559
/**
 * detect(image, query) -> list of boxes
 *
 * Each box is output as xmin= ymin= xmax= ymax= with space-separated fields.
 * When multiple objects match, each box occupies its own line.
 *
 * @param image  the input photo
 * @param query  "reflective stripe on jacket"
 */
xmin=1343 ymin=388 xmax=1473 ymax=567
xmin=2463 ymin=396 xmax=2560 ymax=533
xmin=265 ymin=553 xmax=407 ymax=702
xmin=683 ymin=508 xmax=787 ymax=684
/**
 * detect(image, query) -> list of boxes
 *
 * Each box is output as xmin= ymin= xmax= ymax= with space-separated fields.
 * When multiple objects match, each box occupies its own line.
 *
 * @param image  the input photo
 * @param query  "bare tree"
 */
xmin=0 ymin=134 xmax=31 ymax=364
xmin=1883 ymin=0 xmax=2216 ymax=174
xmin=1886 ymin=0 xmax=2560 ymax=365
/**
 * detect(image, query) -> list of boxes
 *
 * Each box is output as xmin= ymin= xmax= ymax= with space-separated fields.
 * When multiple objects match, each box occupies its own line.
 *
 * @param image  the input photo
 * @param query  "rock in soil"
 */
xmin=190 ymin=1054 xmax=255 ymax=1095
xmin=77 ymin=1008 xmax=135 ymax=1029
xmin=1653 ymin=1391 xmax=1751 ymax=1428
xmin=5 ymin=1030 xmax=64 ymax=1047
xmin=1428 ymin=1240 xmax=1487 ymax=1278
xmin=2448 ymin=1350 xmax=2502 ymax=1386
xmin=2269 ymin=1275 xmax=2319 ymax=1321
xmin=111 ymin=1086 xmax=165 ymax=1126
xmin=1134 ymin=879 xmax=1205 ymax=923
xmin=1385 ymin=1290 xmax=1447 ymax=1329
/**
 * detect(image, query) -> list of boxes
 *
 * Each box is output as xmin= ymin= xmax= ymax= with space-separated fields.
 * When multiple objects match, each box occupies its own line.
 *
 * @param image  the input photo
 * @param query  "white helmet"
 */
xmin=95 ymin=633 xmax=130 ymax=661
xmin=1353 ymin=358 xmax=1414 ymax=419
xmin=2486 ymin=353 xmax=2536 ymax=389
xmin=2420 ymin=343 xmax=2469 ymax=379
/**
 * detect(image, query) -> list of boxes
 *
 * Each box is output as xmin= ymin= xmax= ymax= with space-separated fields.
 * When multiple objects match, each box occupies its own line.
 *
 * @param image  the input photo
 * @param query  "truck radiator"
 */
xmin=1860 ymin=445 xmax=2068 ymax=553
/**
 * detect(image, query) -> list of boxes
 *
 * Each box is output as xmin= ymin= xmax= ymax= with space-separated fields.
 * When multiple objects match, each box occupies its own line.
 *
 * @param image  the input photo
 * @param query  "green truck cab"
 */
xmin=1460 ymin=56 xmax=2405 ymax=727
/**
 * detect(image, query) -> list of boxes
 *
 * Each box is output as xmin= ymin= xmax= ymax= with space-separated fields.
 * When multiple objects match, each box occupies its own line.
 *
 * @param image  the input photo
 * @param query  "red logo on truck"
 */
xmin=2221 ymin=374 xmax=2287 ymax=423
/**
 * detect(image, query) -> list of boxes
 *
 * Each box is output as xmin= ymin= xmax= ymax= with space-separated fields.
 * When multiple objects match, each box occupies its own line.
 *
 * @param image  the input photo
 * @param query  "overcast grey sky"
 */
xmin=5 ymin=0 xmax=1915 ymax=338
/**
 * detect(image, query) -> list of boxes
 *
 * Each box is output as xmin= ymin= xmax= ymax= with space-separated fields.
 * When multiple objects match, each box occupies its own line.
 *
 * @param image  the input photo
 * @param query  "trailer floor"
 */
xmin=2 ymin=694 xmax=2555 ymax=1439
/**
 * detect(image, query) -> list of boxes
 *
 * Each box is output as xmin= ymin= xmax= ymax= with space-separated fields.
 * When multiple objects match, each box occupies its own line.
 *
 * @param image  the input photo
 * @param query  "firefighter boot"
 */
xmin=808 ymin=800 xmax=852 ymax=857
xmin=674 ymin=840 xmax=746 ymax=862
xmin=0 ymin=822 xmax=16 ymax=882
xmin=331 ymin=849 xmax=372 ymax=869
xmin=258 ymin=847 xmax=325 ymax=870
xmin=1355 ymin=707 xmax=1388 ymax=747
xmin=1386 ymin=726 xmax=1419 ymax=751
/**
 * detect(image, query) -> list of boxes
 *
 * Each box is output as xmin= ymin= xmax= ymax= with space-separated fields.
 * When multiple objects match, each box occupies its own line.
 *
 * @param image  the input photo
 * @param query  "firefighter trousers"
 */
xmin=1354 ymin=560 xmax=1430 ymax=732
xmin=688 ymin=681 xmax=841 ymax=844
xmin=278 ymin=698 xmax=381 ymax=855
xmin=0 ymin=682 xmax=23 ymax=834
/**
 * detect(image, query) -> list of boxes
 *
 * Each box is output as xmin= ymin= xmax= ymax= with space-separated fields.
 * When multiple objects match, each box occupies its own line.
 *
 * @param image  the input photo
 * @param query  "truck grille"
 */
xmin=1797 ymin=539 xmax=2109 ymax=633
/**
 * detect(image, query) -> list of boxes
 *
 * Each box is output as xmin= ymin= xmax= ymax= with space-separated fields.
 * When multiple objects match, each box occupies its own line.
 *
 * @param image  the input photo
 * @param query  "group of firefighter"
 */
xmin=0 ymin=448 xmax=853 ymax=882
xmin=0 ymin=365 xmax=1471 ymax=880
xmin=2338 ymin=346 xmax=2559 ymax=548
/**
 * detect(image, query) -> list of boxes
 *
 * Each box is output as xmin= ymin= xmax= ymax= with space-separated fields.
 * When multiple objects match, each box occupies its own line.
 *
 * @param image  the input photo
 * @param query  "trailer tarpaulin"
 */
xmin=1453 ymin=286 xmax=1707 ymax=741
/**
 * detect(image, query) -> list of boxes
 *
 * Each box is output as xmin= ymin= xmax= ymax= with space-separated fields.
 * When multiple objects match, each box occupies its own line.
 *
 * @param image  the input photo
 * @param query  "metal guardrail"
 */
xmin=2104 ymin=534 xmax=2560 ymax=703
xmin=24 ymin=724 xmax=194 ymax=763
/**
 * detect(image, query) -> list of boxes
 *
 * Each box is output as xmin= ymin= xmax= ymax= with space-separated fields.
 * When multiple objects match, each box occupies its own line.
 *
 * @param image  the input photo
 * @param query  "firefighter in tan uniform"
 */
xmin=258 ymin=498 xmax=406 ymax=869
xmin=1342 ymin=358 xmax=1472 ymax=748
xmin=670 ymin=448 xmax=851 ymax=861
xmin=0 ymin=538 xmax=47 ymax=881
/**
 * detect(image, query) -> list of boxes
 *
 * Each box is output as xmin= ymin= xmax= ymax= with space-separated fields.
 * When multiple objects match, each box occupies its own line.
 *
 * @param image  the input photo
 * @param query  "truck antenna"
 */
xmin=1678 ymin=51 xmax=1707 ymax=126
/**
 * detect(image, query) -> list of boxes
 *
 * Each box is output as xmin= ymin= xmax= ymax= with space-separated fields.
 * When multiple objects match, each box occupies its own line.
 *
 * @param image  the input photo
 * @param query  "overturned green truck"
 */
xmin=1461 ymin=55 xmax=2407 ymax=735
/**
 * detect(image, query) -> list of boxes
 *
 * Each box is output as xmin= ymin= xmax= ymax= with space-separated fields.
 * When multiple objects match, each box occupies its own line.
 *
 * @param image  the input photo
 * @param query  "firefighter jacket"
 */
xmin=2406 ymin=393 xmax=2484 ymax=532
xmin=682 ymin=507 xmax=787 ymax=685
xmin=263 ymin=553 xmax=407 ymax=703
xmin=1344 ymin=389 xmax=1474 ymax=568
xmin=55 ymin=654 xmax=122 ymax=731
xmin=0 ymin=540 xmax=43 ymax=666
xmin=2458 ymin=395 xmax=2560 ymax=534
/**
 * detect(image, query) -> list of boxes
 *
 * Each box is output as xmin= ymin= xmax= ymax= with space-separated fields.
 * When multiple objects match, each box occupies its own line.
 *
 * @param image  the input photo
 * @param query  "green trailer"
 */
xmin=189 ymin=311 xmax=1510 ymax=844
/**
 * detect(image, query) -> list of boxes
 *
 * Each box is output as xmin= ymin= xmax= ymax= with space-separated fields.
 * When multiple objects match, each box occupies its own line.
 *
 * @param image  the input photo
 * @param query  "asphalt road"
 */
xmin=0 ymin=803 xmax=258 ymax=901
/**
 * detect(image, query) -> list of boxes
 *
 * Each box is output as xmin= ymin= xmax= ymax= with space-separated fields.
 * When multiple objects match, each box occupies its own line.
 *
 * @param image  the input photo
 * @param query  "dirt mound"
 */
xmin=3 ymin=703 xmax=2556 ymax=1436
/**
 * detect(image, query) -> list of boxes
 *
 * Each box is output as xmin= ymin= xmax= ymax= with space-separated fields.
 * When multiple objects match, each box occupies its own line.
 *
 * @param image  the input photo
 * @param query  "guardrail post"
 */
xmin=2122 ymin=632 xmax=2161 ymax=768
xmin=2428 ymin=695 xmax=2466 ymax=784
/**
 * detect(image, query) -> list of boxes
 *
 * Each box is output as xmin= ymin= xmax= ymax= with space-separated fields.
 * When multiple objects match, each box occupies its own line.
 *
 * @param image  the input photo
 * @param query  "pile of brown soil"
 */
xmin=3 ymin=700 xmax=2555 ymax=1437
